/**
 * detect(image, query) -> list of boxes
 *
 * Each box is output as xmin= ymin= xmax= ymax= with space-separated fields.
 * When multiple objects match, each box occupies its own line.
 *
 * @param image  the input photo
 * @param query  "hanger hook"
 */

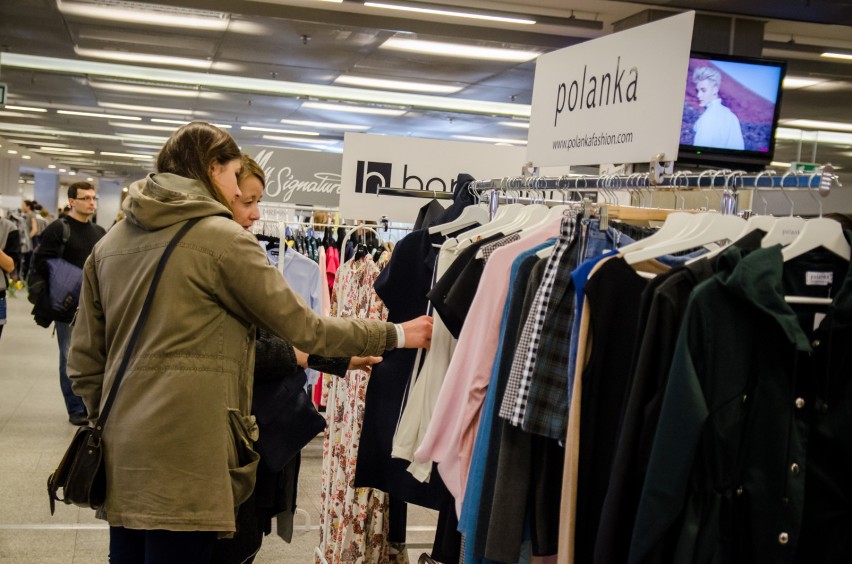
xmin=753 ymin=170 xmax=774 ymax=215
xmin=806 ymin=171 xmax=823 ymax=217
xmin=779 ymin=170 xmax=797 ymax=217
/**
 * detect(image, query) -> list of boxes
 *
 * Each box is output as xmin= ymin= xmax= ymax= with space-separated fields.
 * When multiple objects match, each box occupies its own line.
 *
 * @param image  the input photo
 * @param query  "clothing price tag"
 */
xmin=806 ymin=271 xmax=833 ymax=286
xmin=814 ymin=312 xmax=826 ymax=332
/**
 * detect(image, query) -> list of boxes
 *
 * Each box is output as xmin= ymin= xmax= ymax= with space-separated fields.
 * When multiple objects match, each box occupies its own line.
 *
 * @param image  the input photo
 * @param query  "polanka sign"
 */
xmin=527 ymin=11 xmax=695 ymax=167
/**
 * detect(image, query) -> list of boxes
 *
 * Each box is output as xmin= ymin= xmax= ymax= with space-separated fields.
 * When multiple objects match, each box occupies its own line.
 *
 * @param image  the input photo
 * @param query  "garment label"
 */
xmin=806 ymin=271 xmax=833 ymax=286
xmin=814 ymin=312 xmax=826 ymax=332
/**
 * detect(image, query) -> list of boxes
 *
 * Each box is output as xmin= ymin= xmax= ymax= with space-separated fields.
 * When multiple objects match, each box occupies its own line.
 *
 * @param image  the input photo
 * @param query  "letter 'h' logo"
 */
xmin=355 ymin=161 xmax=392 ymax=194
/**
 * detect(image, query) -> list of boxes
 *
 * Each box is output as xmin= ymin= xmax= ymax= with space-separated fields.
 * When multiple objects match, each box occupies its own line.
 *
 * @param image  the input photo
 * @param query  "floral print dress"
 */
xmin=318 ymin=254 xmax=408 ymax=563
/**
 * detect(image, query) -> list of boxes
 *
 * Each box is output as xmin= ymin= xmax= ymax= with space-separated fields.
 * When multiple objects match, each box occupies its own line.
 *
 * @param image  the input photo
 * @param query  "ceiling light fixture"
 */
xmin=301 ymin=101 xmax=407 ymax=116
xmin=261 ymin=135 xmax=337 ymax=145
xmin=1 ymin=53 xmax=531 ymax=118
xmin=57 ymin=0 xmax=229 ymax=31
xmin=117 ymin=134 xmax=170 ymax=143
xmin=334 ymin=75 xmax=462 ymax=94
xmin=74 ymin=46 xmax=216 ymax=71
xmin=148 ymin=118 xmax=232 ymax=129
xmin=451 ymin=134 xmax=527 ymax=145
xmin=121 ymin=142 xmax=164 ymax=150
xmin=279 ymin=118 xmax=371 ymax=130
xmin=9 ymin=140 xmax=70 ymax=147
xmin=241 ymin=126 xmax=319 ymax=136
xmin=7 ymin=150 xmax=18 ymax=154
xmin=0 ymin=122 xmax=119 ymax=140
xmin=4 ymin=105 xmax=48 ymax=112
xmin=89 ymin=80 xmax=202 ymax=98
xmin=108 ymin=122 xmax=179 ymax=132
xmin=100 ymin=152 xmax=155 ymax=159
xmin=22 ymin=155 xmax=32 ymax=160
xmin=498 ymin=121 xmax=530 ymax=129
xmin=98 ymin=102 xmax=192 ymax=115
xmin=380 ymin=37 xmax=540 ymax=62
xmin=782 ymin=76 xmax=823 ymax=89
xmin=776 ymin=127 xmax=852 ymax=145
xmin=48 ymin=165 xmax=57 ymax=169
xmin=780 ymin=119 xmax=852 ymax=133
xmin=58 ymin=109 xmax=141 ymax=121
xmin=37 ymin=147 xmax=96 ymax=154
xmin=363 ymin=2 xmax=535 ymax=25
xmin=0 ymin=111 xmax=46 ymax=119
xmin=821 ymin=52 xmax=852 ymax=61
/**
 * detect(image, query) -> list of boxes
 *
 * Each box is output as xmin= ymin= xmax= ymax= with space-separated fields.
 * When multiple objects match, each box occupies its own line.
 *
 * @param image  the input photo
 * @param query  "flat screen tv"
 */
xmin=678 ymin=52 xmax=786 ymax=171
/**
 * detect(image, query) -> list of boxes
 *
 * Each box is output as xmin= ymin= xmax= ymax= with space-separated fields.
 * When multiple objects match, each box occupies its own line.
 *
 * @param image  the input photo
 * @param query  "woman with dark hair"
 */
xmin=68 ymin=123 xmax=432 ymax=563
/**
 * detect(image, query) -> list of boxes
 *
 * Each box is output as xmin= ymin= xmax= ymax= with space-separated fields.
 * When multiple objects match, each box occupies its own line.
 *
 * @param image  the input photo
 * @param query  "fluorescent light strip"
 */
xmin=498 ymin=121 xmax=530 ymax=129
xmin=782 ymin=76 xmax=823 ymax=89
xmin=58 ymin=110 xmax=141 ymax=121
xmin=57 ymin=0 xmax=229 ymax=31
xmin=364 ymin=2 xmax=535 ymax=25
xmin=98 ymin=102 xmax=191 ymax=115
xmin=334 ymin=75 xmax=462 ymax=94
xmin=0 ymin=111 xmax=46 ymax=119
xmin=7 ymin=150 xmax=18 ymax=154
xmin=148 ymin=118 xmax=231 ymax=129
xmin=117 ymin=134 xmax=170 ymax=143
xmin=3 ymin=132 xmax=68 ymax=141
xmin=262 ymin=135 xmax=337 ymax=145
xmin=241 ymin=126 xmax=319 ymax=136
xmin=776 ymin=127 xmax=852 ymax=145
xmin=781 ymin=119 xmax=852 ymax=133
xmin=100 ymin=152 xmax=155 ymax=159
xmin=122 ymin=142 xmax=163 ymax=150
xmin=0 ymin=54 xmax=530 ymax=118
xmin=821 ymin=52 xmax=852 ymax=61
xmin=89 ymin=80 xmax=202 ymax=98
xmin=22 ymin=155 xmax=32 ymax=159
xmin=452 ymin=134 xmax=527 ymax=145
xmin=4 ymin=105 xmax=48 ymax=112
xmin=9 ymin=140 xmax=70 ymax=147
xmin=37 ymin=147 xmax=95 ymax=154
xmin=0 ymin=123 xmax=120 ymax=141
xmin=301 ymin=101 xmax=407 ymax=116
xmin=108 ymin=122 xmax=179 ymax=132
xmin=74 ymin=46 xmax=215 ymax=71
xmin=279 ymin=118 xmax=371 ymax=130
xmin=380 ymin=37 xmax=539 ymax=62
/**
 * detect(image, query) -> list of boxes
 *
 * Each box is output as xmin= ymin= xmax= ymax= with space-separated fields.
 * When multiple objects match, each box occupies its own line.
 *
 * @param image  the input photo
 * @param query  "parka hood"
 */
xmin=123 ymin=173 xmax=232 ymax=231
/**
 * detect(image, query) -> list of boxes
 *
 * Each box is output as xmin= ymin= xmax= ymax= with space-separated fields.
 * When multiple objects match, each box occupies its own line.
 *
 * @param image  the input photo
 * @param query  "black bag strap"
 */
xmin=90 ymin=217 xmax=201 ymax=444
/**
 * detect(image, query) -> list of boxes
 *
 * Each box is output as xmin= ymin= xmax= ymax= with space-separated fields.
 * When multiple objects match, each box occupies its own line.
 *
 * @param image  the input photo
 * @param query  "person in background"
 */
xmin=30 ymin=182 xmax=105 ymax=426
xmin=211 ymin=153 xmax=382 ymax=564
xmin=67 ymin=122 xmax=432 ymax=563
xmin=692 ymin=66 xmax=744 ymax=150
xmin=0 ymin=210 xmax=20 ymax=341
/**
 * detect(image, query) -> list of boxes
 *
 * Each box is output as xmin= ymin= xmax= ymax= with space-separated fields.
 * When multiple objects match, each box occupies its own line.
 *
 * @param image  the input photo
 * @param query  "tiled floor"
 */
xmin=0 ymin=293 xmax=437 ymax=562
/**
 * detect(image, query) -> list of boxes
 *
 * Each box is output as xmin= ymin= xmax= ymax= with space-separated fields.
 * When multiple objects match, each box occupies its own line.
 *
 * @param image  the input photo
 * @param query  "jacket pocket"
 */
xmin=226 ymin=409 xmax=260 ymax=508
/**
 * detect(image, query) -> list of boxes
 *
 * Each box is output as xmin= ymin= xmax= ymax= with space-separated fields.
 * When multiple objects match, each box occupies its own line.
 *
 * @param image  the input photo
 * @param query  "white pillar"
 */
xmin=96 ymin=179 xmax=122 ymax=229
xmin=34 ymin=171 xmax=61 ymax=216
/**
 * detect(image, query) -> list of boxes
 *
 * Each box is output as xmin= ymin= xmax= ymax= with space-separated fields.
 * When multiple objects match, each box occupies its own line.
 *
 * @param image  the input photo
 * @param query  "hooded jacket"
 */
xmin=68 ymin=173 xmax=396 ymax=533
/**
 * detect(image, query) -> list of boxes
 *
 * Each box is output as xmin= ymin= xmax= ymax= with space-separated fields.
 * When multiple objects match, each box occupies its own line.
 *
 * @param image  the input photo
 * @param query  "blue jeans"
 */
xmin=55 ymin=321 xmax=85 ymax=417
xmin=109 ymin=527 xmax=217 ymax=564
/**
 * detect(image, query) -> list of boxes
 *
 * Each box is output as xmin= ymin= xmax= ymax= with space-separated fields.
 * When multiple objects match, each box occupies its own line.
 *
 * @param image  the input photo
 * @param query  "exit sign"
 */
xmin=0 ymin=83 xmax=6 ymax=105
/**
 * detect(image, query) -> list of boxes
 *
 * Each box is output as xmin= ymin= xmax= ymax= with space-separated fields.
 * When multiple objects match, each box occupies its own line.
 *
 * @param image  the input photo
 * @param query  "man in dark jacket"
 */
xmin=30 ymin=182 xmax=106 ymax=425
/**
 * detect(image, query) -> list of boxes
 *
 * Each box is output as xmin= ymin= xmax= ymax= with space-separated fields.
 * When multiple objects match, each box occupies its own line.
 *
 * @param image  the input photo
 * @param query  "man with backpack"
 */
xmin=29 ymin=182 xmax=106 ymax=426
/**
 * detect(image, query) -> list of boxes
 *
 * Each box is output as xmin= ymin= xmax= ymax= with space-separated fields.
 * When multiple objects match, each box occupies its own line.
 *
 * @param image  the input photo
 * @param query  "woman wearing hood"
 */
xmin=68 ymin=122 xmax=432 ymax=563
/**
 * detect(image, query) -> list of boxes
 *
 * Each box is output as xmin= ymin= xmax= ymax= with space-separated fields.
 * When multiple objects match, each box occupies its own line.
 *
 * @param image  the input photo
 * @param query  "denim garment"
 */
xmin=56 ymin=321 xmax=86 ymax=417
xmin=579 ymin=218 xmax=635 ymax=263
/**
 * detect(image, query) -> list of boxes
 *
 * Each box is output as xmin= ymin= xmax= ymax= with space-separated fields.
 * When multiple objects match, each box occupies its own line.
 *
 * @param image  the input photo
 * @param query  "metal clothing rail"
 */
xmin=472 ymin=166 xmax=841 ymax=216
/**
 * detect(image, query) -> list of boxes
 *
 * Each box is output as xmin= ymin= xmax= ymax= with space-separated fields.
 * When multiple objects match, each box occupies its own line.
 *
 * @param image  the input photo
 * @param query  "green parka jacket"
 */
xmin=68 ymin=173 xmax=395 ymax=533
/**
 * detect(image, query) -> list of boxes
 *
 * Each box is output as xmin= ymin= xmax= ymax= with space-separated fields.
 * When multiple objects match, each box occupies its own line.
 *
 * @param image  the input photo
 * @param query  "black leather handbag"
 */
xmin=47 ymin=218 xmax=199 ymax=514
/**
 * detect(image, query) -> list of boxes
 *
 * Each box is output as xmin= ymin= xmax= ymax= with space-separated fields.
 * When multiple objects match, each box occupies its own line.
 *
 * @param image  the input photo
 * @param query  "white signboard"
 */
xmin=242 ymin=145 xmax=342 ymax=206
xmin=527 ymin=11 xmax=695 ymax=167
xmin=340 ymin=133 xmax=527 ymax=224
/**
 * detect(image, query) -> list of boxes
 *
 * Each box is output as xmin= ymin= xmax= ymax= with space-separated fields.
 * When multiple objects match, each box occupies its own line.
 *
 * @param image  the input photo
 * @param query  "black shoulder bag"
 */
xmin=47 ymin=218 xmax=200 ymax=515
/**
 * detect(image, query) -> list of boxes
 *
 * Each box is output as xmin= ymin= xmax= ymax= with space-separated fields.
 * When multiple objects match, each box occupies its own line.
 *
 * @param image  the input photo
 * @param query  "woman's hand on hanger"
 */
xmin=399 ymin=315 xmax=434 ymax=350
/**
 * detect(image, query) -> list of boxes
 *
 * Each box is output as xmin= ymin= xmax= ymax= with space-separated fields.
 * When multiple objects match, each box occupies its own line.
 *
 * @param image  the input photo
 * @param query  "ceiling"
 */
xmin=0 ymin=0 xmax=851 ymax=189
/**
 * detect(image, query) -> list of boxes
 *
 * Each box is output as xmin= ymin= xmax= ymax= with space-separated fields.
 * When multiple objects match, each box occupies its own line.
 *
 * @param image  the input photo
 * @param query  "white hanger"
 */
xmin=761 ymin=171 xmax=805 ymax=248
xmin=617 ymin=172 xmax=702 ymax=254
xmin=427 ymin=204 xmax=489 ymax=235
xmin=782 ymin=172 xmax=850 ymax=305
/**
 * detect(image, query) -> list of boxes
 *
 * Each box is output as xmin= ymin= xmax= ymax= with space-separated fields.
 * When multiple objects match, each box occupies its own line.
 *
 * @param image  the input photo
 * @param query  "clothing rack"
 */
xmin=377 ymin=186 xmax=455 ymax=200
xmin=472 ymin=166 xmax=841 ymax=217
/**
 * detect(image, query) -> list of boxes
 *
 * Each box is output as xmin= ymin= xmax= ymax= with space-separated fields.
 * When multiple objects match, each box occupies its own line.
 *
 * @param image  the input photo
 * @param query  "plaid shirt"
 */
xmin=520 ymin=217 xmax=583 ymax=439
xmin=499 ymin=212 xmax=577 ymax=424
